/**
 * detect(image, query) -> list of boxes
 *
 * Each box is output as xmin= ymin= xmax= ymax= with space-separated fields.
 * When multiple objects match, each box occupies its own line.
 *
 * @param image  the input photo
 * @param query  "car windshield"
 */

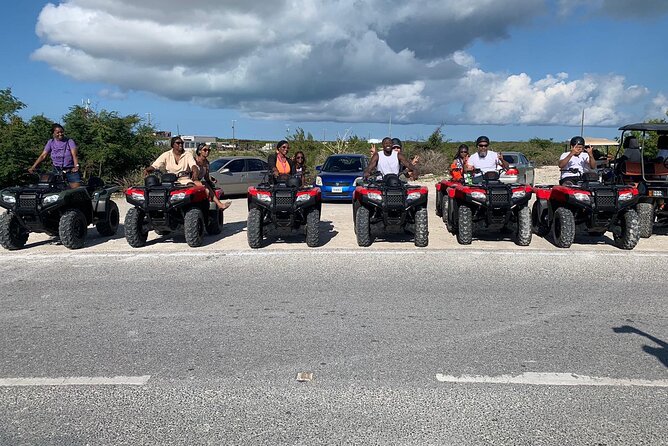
xmin=322 ymin=156 xmax=363 ymax=173
xmin=210 ymin=158 xmax=233 ymax=171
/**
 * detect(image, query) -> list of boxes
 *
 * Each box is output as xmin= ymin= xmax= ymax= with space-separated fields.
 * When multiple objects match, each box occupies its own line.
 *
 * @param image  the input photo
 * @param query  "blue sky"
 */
xmin=3 ymin=1 xmax=668 ymax=143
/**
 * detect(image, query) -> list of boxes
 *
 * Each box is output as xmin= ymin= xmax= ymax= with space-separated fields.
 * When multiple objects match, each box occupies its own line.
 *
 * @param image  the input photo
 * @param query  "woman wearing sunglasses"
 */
xmin=267 ymin=140 xmax=294 ymax=181
xmin=292 ymin=151 xmax=307 ymax=186
xmin=194 ymin=143 xmax=231 ymax=210
xmin=450 ymin=144 xmax=471 ymax=182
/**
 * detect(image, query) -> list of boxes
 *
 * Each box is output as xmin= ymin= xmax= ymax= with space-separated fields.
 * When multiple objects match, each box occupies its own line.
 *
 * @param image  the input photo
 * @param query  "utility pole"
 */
xmin=231 ymin=120 xmax=236 ymax=147
xmin=323 ymin=129 xmax=326 ymax=142
xmin=286 ymin=124 xmax=290 ymax=136
xmin=145 ymin=112 xmax=152 ymax=126
xmin=580 ymin=109 xmax=585 ymax=137
xmin=389 ymin=115 xmax=392 ymax=137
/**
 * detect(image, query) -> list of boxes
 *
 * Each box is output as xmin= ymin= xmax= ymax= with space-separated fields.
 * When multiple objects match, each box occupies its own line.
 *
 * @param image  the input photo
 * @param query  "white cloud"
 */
xmin=31 ymin=0 xmax=663 ymax=127
xmin=646 ymin=93 xmax=668 ymax=120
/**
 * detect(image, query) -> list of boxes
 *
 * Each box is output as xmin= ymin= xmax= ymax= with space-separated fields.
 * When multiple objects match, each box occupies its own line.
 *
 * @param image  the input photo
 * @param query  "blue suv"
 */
xmin=314 ymin=154 xmax=368 ymax=201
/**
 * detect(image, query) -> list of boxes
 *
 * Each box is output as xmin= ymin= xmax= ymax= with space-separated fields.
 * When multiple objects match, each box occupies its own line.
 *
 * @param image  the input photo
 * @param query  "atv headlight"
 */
xmin=511 ymin=190 xmax=526 ymax=199
xmin=131 ymin=192 xmax=145 ymax=202
xmin=470 ymin=191 xmax=487 ymax=201
xmin=315 ymin=176 xmax=323 ymax=186
xmin=618 ymin=192 xmax=633 ymax=201
xmin=42 ymin=194 xmax=60 ymax=205
xmin=367 ymin=192 xmax=382 ymax=202
xmin=406 ymin=191 xmax=422 ymax=201
xmin=170 ymin=192 xmax=186 ymax=203
xmin=1 ymin=193 xmax=16 ymax=204
xmin=354 ymin=177 xmax=363 ymax=186
xmin=574 ymin=193 xmax=590 ymax=203
xmin=256 ymin=193 xmax=272 ymax=203
xmin=296 ymin=194 xmax=311 ymax=203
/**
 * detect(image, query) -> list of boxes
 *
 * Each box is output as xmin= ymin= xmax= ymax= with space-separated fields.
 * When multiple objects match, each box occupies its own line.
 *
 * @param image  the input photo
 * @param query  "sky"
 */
xmin=2 ymin=0 xmax=668 ymax=144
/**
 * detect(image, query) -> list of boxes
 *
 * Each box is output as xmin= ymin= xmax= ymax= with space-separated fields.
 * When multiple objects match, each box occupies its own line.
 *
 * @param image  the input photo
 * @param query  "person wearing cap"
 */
xmin=364 ymin=136 xmax=418 ymax=179
xmin=558 ymin=136 xmax=596 ymax=185
xmin=467 ymin=136 xmax=508 ymax=179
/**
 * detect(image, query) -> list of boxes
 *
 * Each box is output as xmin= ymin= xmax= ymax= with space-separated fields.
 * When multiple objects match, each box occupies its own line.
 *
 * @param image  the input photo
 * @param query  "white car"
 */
xmin=499 ymin=151 xmax=535 ymax=185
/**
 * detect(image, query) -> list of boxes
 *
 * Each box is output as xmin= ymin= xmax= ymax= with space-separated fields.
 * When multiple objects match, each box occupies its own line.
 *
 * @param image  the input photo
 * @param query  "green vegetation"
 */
xmin=2 ymin=87 xmax=666 ymax=187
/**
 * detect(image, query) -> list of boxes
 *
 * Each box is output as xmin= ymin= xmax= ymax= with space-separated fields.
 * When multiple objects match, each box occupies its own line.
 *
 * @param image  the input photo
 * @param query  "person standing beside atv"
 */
xmin=144 ymin=136 xmax=199 ymax=185
xmin=28 ymin=123 xmax=82 ymax=188
xmin=267 ymin=140 xmax=294 ymax=180
xmin=450 ymin=144 xmax=471 ymax=181
xmin=558 ymin=136 xmax=596 ymax=185
xmin=364 ymin=137 xmax=418 ymax=179
xmin=194 ymin=143 xmax=231 ymax=210
xmin=468 ymin=136 xmax=509 ymax=179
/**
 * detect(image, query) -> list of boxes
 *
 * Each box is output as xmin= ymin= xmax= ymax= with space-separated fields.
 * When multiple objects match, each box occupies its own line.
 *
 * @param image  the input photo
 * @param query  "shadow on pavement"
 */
xmin=613 ymin=325 xmax=668 ymax=368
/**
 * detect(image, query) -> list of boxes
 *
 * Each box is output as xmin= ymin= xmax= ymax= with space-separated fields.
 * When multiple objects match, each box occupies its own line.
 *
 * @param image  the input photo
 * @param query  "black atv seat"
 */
xmin=86 ymin=176 xmax=105 ymax=194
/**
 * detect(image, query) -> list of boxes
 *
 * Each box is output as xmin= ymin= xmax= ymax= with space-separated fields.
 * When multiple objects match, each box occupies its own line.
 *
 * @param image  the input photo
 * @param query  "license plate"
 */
xmin=331 ymin=187 xmax=343 ymax=193
xmin=650 ymin=190 xmax=663 ymax=197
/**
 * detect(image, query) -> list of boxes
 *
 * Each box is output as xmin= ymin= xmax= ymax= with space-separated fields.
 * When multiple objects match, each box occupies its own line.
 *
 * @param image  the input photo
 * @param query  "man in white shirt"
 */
xmin=467 ymin=136 xmax=509 ymax=180
xmin=558 ymin=136 xmax=596 ymax=185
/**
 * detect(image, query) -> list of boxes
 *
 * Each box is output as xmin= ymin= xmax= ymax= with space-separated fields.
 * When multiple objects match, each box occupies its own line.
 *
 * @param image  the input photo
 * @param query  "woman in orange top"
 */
xmin=267 ymin=140 xmax=294 ymax=180
xmin=450 ymin=144 xmax=471 ymax=181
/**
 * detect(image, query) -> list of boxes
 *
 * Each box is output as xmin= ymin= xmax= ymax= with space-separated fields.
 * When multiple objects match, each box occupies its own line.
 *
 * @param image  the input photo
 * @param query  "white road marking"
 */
xmin=436 ymin=372 xmax=668 ymax=387
xmin=2 ymin=249 xmax=668 ymax=262
xmin=0 ymin=375 xmax=151 ymax=387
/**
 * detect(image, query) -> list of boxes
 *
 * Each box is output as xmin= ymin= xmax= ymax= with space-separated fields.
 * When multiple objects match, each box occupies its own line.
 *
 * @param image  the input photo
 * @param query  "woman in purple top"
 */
xmin=29 ymin=123 xmax=81 ymax=188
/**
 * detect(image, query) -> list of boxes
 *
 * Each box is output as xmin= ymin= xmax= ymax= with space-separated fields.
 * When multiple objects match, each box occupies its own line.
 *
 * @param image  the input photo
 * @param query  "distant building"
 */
xmin=181 ymin=135 xmax=217 ymax=150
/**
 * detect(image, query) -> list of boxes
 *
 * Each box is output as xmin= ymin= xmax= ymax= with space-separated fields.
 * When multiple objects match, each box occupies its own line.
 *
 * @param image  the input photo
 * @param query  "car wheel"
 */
xmin=614 ymin=209 xmax=640 ymax=250
xmin=552 ymin=207 xmax=575 ymax=248
xmin=0 ymin=212 xmax=29 ymax=250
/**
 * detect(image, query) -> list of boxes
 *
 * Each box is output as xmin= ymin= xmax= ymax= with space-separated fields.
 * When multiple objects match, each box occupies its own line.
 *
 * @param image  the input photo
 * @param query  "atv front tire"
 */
xmin=247 ymin=207 xmax=263 ymax=249
xmin=355 ymin=206 xmax=373 ymax=247
xmin=184 ymin=208 xmax=205 ymax=247
xmin=59 ymin=209 xmax=87 ymax=249
xmin=552 ymin=207 xmax=575 ymax=248
xmin=305 ymin=208 xmax=320 ymax=247
xmin=614 ymin=209 xmax=640 ymax=250
xmin=96 ymin=200 xmax=119 ymax=236
xmin=636 ymin=202 xmax=654 ymax=238
xmin=456 ymin=205 xmax=473 ymax=245
xmin=515 ymin=205 xmax=532 ymax=246
xmin=125 ymin=207 xmax=148 ymax=248
xmin=414 ymin=206 xmax=428 ymax=247
xmin=0 ymin=212 xmax=29 ymax=250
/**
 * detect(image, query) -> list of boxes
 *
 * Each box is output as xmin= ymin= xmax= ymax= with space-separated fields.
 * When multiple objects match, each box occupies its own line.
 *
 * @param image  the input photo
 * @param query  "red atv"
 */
xmin=531 ymin=169 xmax=639 ymax=249
xmin=124 ymin=173 xmax=224 ymax=247
xmin=436 ymin=170 xmax=532 ymax=245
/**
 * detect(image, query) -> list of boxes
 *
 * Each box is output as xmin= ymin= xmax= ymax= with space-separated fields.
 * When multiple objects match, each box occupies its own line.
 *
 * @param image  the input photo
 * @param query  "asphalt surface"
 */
xmin=0 ymin=250 xmax=666 ymax=445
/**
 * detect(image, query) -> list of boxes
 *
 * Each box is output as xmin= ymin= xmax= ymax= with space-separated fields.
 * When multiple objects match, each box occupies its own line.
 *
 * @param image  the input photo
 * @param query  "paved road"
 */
xmin=0 ymin=250 xmax=666 ymax=445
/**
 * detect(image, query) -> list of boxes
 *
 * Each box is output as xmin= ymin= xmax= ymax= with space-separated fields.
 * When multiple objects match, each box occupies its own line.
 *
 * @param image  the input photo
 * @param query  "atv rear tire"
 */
xmin=125 ymin=207 xmax=148 ymax=248
xmin=456 ymin=205 xmax=473 ymax=245
xmin=435 ymin=193 xmax=443 ymax=217
xmin=414 ymin=206 xmax=428 ymax=247
xmin=96 ymin=200 xmax=119 ymax=236
xmin=305 ymin=208 xmax=320 ymax=247
xmin=0 ymin=212 xmax=29 ymax=250
xmin=636 ymin=202 xmax=654 ymax=238
xmin=206 ymin=209 xmax=223 ymax=235
xmin=355 ymin=206 xmax=373 ymax=247
xmin=515 ymin=205 xmax=532 ymax=246
xmin=184 ymin=208 xmax=205 ymax=247
xmin=552 ymin=207 xmax=575 ymax=248
xmin=442 ymin=197 xmax=454 ymax=234
xmin=59 ymin=209 xmax=87 ymax=249
xmin=614 ymin=209 xmax=640 ymax=250
xmin=247 ymin=207 xmax=263 ymax=248
xmin=531 ymin=201 xmax=549 ymax=236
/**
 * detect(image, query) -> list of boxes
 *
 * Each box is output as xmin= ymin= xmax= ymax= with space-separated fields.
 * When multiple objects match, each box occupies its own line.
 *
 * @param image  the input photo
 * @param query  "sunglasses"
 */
xmin=295 ymin=156 xmax=304 ymax=159
xmin=175 ymin=141 xmax=184 ymax=145
xmin=477 ymin=144 xmax=489 ymax=148
xmin=459 ymin=151 xmax=468 ymax=154
xmin=201 ymin=149 xmax=210 ymax=152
